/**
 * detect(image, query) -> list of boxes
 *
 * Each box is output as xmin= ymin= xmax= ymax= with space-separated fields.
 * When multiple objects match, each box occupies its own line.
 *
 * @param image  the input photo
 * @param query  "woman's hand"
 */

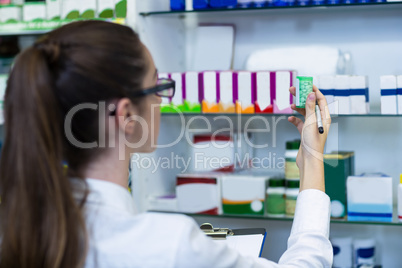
xmin=288 ymin=85 xmax=331 ymax=192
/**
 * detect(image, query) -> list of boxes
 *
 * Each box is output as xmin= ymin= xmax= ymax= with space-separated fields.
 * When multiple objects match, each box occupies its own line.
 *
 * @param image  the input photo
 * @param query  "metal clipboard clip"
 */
xmin=200 ymin=223 xmax=234 ymax=240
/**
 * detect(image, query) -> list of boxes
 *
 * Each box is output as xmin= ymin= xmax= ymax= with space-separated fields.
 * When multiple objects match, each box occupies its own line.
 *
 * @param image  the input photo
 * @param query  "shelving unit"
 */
xmin=134 ymin=1 xmax=402 ymax=265
xmin=0 ymin=18 xmax=125 ymax=36
xmin=139 ymin=1 xmax=402 ymax=16
xmin=161 ymin=113 xmax=402 ymax=117
xmin=153 ymin=210 xmax=402 ymax=226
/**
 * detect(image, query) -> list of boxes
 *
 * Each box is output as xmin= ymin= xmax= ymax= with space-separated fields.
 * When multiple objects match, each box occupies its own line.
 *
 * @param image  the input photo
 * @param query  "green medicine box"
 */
xmin=324 ymin=151 xmax=355 ymax=219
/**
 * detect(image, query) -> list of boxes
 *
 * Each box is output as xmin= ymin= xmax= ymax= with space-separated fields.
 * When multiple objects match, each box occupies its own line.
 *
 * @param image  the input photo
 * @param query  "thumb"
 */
xmin=305 ymin=92 xmax=316 ymax=119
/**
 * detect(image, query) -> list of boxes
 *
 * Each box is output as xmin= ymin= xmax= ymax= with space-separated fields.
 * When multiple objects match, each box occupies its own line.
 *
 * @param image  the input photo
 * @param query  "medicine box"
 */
xmin=176 ymin=173 xmax=222 ymax=215
xmin=170 ymin=72 xmax=185 ymax=112
xmin=254 ymin=71 xmax=273 ymax=114
xmin=347 ymin=173 xmax=393 ymax=222
xmin=349 ymin=76 xmax=368 ymax=114
xmin=61 ymin=0 xmax=80 ymax=19
xmin=46 ymin=0 xmax=61 ymax=20
xmin=0 ymin=5 xmax=21 ymax=23
xmin=147 ymin=195 xmax=178 ymax=212
xmin=380 ymin=75 xmax=397 ymax=115
xmin=319 ymin=75 xmax=337 ymax=115
xmin=98 ymin=0 xmax=115 ymax=18
xmin=23 ymin=2 xmax=46 ymax=21
xmin=273 ymin=71 xmax=294 ymax=114
xmin=221 ymin=175 xmax=268 ymax=215
xmin=334 ymin=75 xmax=350 ymax=115
xmin=397 ymin=75 xmax=402 ymax=115
xmin=183 ymin=71 xmax=201 ymax=113
xmin=193 ymin=0 xmax=208 ymax=9
xmin=235 ymin=71 xmax=255 ymax=114
xmin=324 ymin=151 xmax=355 ymax=218
xmin=80 ymin=0 xmax=96 ymax=19
xmin=170 ymin=0 xmax=185 ymax=11
xmin=218 ymin=71 xmax=235 ymax=113
xmin=200 ymin=71 xmax=219 ymax=113
xmin=188 ymin=135 xmax=234 ymax=173
xmin=209 ymin=0 xmax=238 ymax=8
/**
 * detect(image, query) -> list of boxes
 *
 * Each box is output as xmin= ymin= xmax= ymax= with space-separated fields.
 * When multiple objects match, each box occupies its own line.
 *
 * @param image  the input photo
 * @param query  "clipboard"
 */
xmin=200 ymin=223 xmax=267 ymax=258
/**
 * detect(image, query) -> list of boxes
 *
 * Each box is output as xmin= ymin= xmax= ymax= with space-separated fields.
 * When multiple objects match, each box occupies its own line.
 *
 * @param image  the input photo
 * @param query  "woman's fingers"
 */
xmin=288 ymin=116 xmax=304 ymax=134
xmin=289 ymin=87 xmax=307 ymax=117
xmin=305 ymin=92 xmax=317 ymax=119
xmin=289 ymin=86 xmax=296 ymax=97
xmin=291 ymin=104 xmax=306 ymax=117
xmin=313 ymin=85 xmax=331 ymax=123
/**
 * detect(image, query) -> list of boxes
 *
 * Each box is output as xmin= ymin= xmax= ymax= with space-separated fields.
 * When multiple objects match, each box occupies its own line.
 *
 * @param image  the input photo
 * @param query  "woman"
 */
xmin=0 ymin=21 xmax=332 ymax=268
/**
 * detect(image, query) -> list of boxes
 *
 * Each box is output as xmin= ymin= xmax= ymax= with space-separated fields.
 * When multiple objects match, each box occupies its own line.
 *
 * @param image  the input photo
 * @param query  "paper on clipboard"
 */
xmin=201 ymin=224 xmax=266 ymax=258
xmin=214 ymin=232 xmax=266 ymax=258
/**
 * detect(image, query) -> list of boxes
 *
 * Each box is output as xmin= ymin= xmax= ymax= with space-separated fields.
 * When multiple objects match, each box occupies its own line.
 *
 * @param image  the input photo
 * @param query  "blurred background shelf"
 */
xmin=161 ymin=113 xmax=402 ymax=117
xmin=140 ymin=1 xmax=402 ymax=16
xmin=0 ymin=18 xmax=125 ymax=36
xmin=152 ymin=211 xmax=402 ymax=226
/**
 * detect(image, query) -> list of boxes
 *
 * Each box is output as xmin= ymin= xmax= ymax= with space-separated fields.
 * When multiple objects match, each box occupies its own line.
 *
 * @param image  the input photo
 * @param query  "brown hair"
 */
xmin=0 ymin=21 xmax=147 ymax=268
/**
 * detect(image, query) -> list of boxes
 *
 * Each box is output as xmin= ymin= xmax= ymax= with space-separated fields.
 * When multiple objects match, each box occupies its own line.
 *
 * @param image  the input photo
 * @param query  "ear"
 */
xmin=115 ymin=98 xmax=139 ymax=135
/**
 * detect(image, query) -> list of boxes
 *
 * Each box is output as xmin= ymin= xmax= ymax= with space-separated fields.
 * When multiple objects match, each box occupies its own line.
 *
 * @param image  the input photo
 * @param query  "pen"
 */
xmin=315 ymin=100 xmax=324 ymax=134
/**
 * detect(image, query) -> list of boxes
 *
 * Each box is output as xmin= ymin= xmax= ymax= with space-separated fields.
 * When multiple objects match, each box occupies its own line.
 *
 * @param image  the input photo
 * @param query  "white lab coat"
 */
xmin=83 ymin=178 xmax=333 ymax=268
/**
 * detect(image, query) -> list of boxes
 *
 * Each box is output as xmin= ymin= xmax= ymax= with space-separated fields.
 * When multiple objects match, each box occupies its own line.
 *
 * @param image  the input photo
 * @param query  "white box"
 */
xmin=380 ymin=75 xmax=397 ymax=115
xmin=189 ymin=135 xmax=234 ymax=173
xmin=61 ymin=0 xmax=80 ymax=19
xmin=184 ymin=71 xmax=199 ymax=105
xmin=176 ymin=174 xmax=222 ymax=214
xmin=255 ymin=71 xmax=272 ymax=113
xmin=185 ymin=0 xmax=193 ymax=11
xmin=46 ymin=0 xmax=61 ymax=20
xmin=147 ymin=195 xmax=178 ymax=212
xmin=319 ymin=75 xmax=337 ymax=115
xmin=97 ymin=0 xmax=115 ymax=18
xmin=274 ymin=71 xmax=293 ymax=114
xmin=334 ymin=75 xmax=350 ymax=115
xmin=219 ymin=71 xmax=235 ymax=112
xmin=201 ymin=71 xmax=218 ymax=109
xmin=397 ymin=75 xmax=402 ymax=115
xmin=349 ymin=75 xmax=368 ymax=114
xmin=237 ymin=71 xmax=253 ymax=110
xmin=0 ymin=5 xmax=21 ymax=23
xmin=170 ymin=72 xmax=183 ymax=106
xmin=23 ymin=2 xmax=46 ymax=21
xmin=347 ymin=173 xmax=393 ymax=222
xmin=221 ymin=175 xmax=268 ymax=215
xmin=80 ymin=0 xmax=96 ymax=18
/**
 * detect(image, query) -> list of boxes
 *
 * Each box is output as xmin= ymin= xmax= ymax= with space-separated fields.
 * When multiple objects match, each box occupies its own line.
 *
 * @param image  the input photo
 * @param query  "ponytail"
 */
xmin=0 ymin=44 xmax=87 ymax=267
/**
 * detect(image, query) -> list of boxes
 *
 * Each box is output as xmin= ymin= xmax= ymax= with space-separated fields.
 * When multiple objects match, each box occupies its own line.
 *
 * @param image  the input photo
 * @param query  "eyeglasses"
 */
xmin=109 ymin=78 xmax=175 ymax=116
xmin=130 ymin=78 xmax=175 ymax=98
